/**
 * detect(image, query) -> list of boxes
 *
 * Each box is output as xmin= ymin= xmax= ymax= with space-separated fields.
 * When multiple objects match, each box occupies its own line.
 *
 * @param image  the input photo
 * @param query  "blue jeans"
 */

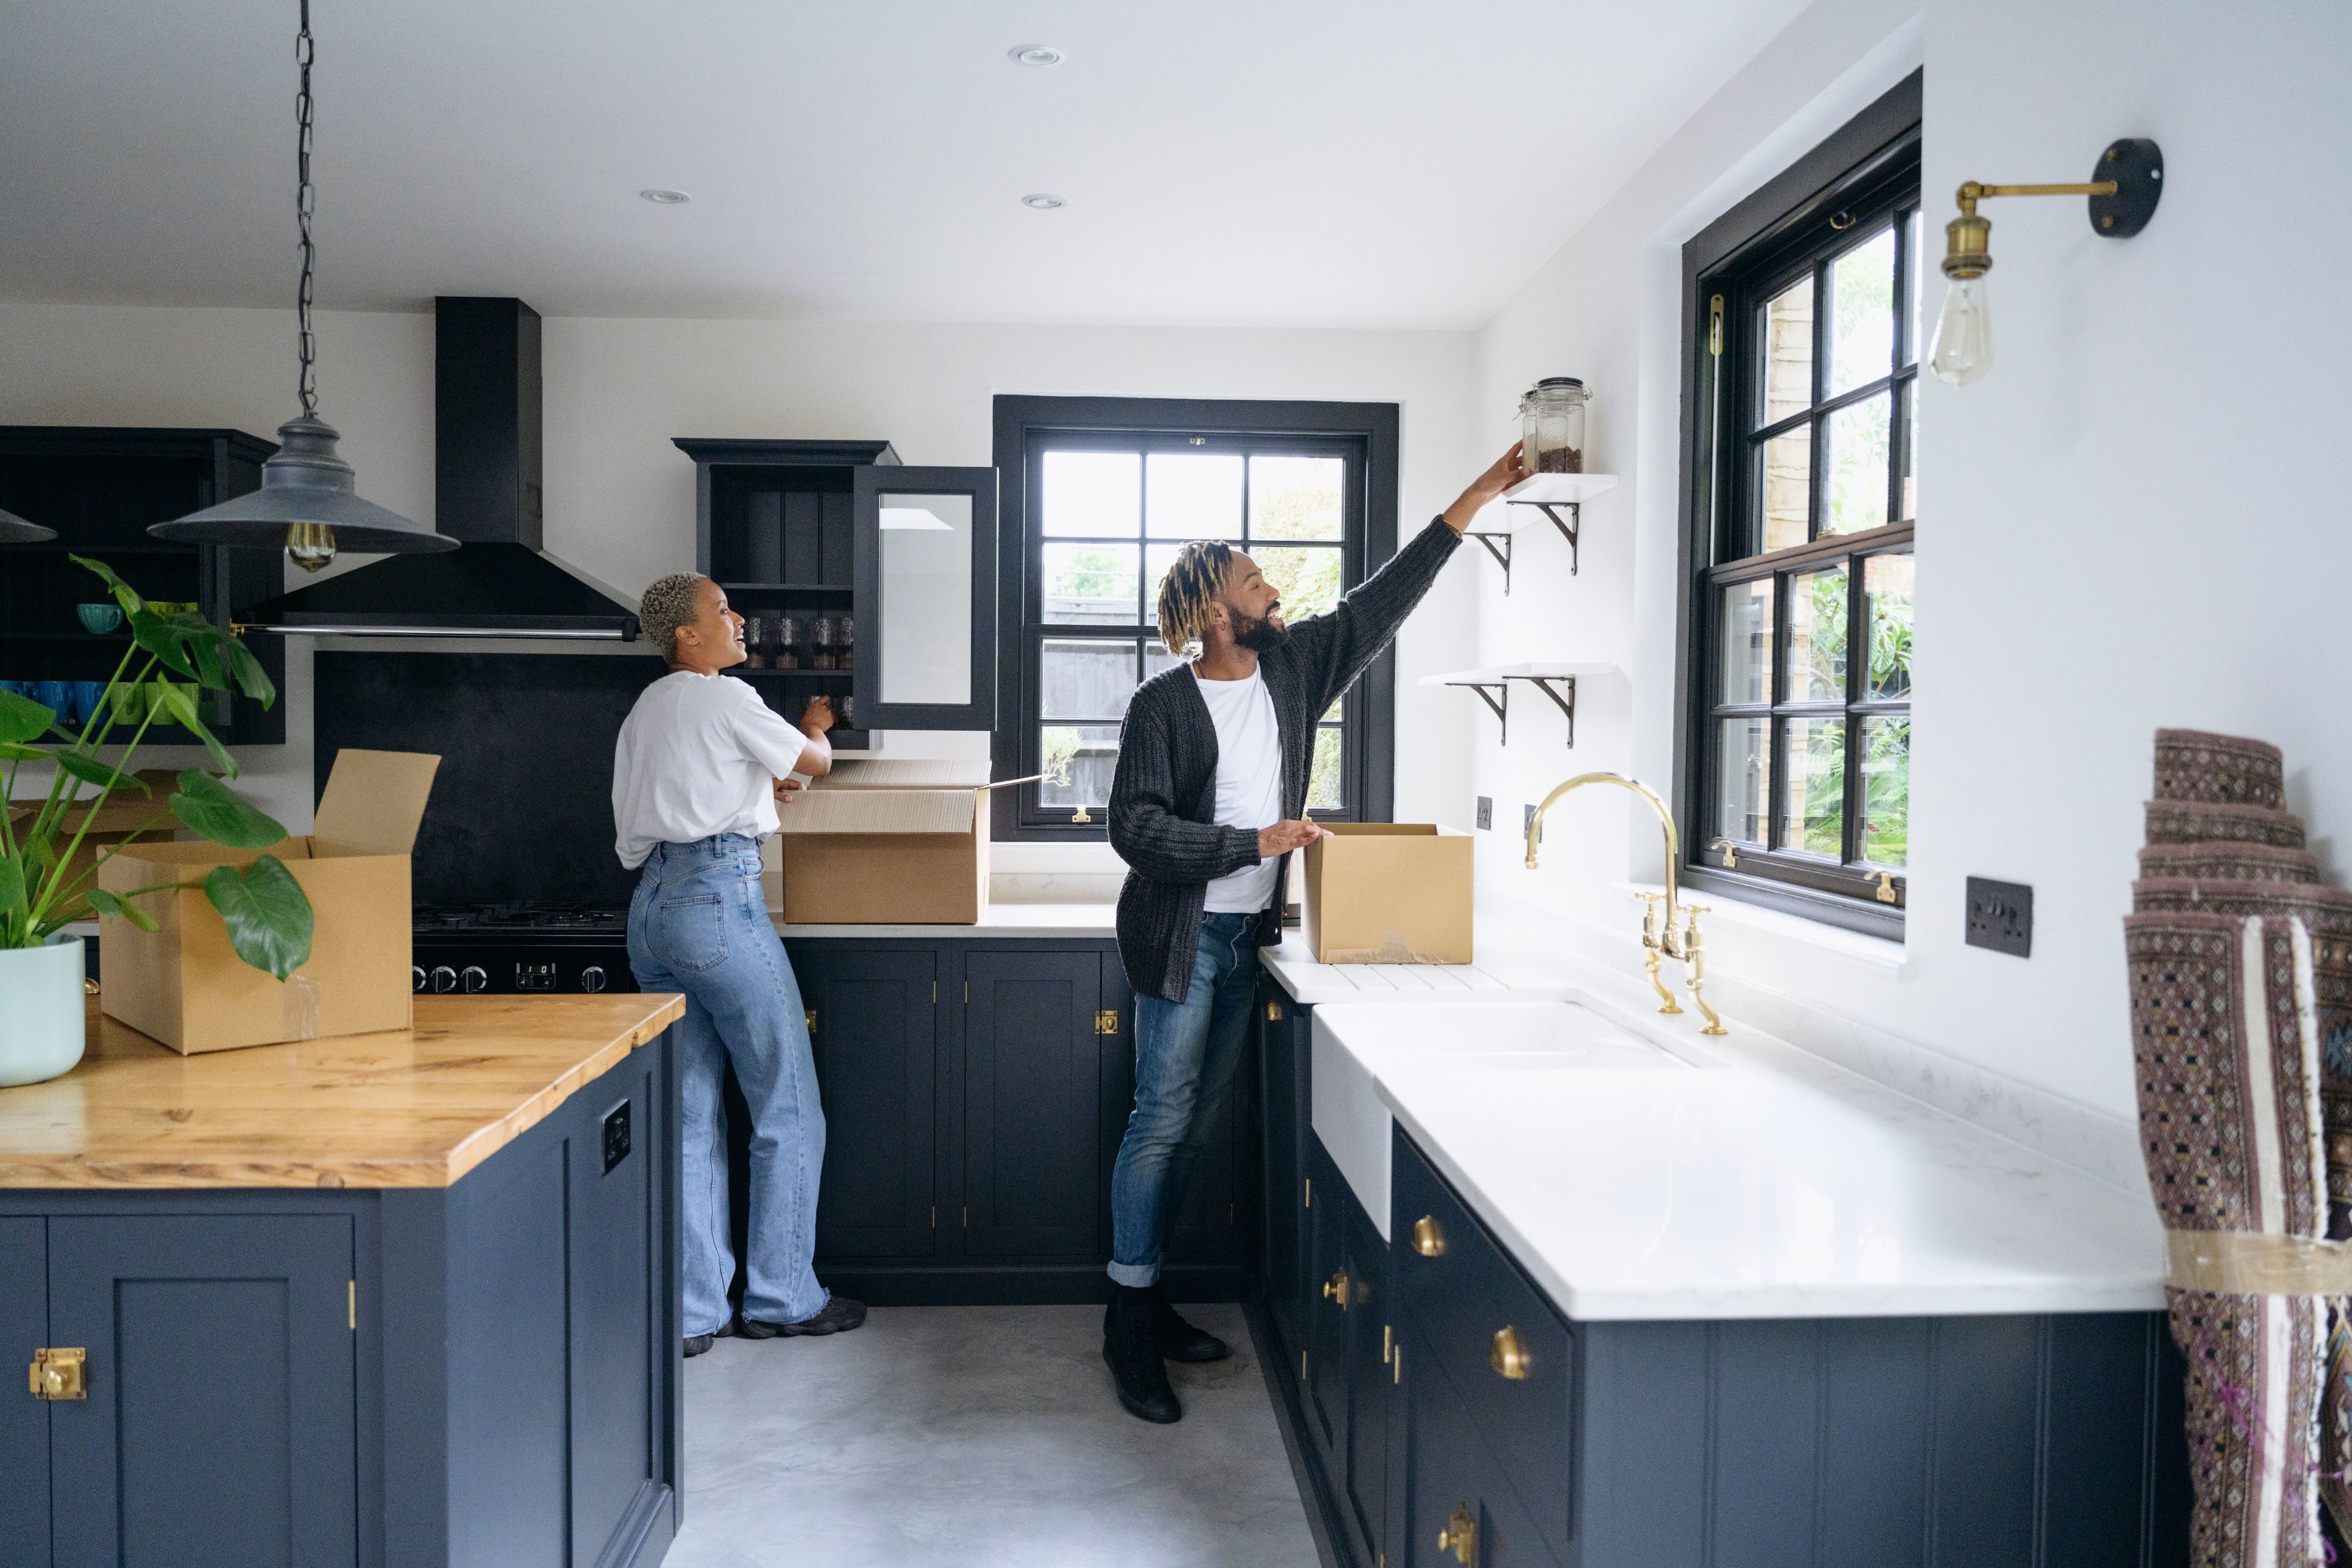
xmin=628 ymin=834 xmax=829 ymax=1335
xmin=1108 ymin=912 xmax=1262 ymax=1288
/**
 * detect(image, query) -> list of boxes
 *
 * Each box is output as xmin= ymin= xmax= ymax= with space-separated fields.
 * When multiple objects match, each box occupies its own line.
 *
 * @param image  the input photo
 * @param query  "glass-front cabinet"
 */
xmin=852 ymin=466 xmax=998 ymax=731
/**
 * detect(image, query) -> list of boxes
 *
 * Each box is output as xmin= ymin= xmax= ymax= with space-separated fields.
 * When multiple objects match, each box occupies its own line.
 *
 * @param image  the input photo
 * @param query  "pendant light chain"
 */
xmin=295 ymin=0 xmax=317 ymax=416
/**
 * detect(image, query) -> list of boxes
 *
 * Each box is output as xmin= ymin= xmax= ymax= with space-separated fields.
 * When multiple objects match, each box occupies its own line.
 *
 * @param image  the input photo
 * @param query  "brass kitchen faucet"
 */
xmin=1524 ymin=772 xmax=1727 ymax=1036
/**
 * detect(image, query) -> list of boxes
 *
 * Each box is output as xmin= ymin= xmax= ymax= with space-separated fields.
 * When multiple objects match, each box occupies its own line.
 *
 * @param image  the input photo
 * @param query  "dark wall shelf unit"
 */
xmin=0 ymin=427 xmax=288 ymax=747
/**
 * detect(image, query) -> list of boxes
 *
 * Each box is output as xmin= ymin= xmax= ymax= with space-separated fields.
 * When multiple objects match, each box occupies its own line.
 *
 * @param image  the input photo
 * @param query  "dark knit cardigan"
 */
xmin=1109 ymin=517 xmax=1463 ymax=1001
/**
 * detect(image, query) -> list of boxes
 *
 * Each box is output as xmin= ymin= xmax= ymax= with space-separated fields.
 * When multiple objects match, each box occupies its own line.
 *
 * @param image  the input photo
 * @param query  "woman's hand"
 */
xmin=1440 ymin=442 xmax=1530 ymax=533
xmin=800 ymin=696 xmax=837 ymax=735
xmin=774 ymin=776 xmax=807 ymax=805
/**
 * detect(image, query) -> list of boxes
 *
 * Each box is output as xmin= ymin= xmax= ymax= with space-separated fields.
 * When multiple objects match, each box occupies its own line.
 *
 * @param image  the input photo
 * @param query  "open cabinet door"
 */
xmin=851 ymin=465 xmax=998 ymax=731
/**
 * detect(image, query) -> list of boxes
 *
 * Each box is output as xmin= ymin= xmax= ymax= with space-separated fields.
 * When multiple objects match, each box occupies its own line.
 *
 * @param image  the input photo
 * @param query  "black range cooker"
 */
xmin=412 ymin=903 xmax=636 ymax=996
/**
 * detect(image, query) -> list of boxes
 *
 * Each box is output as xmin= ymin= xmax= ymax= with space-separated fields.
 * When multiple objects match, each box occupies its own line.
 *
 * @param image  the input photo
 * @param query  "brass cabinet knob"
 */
xmin=1412 ymin=1215 xmax=1446 ymax=1257
xmin=1322 ymin=1270 xmax=1350 ymax=1309
xmin=1490 ymin=1325 xmax=1531 ymax=1381
xmin=29 ymin=1347 xmax=86 ymax=1400
xmin=1437 ymin=1502 xmax=1477 ymax=1565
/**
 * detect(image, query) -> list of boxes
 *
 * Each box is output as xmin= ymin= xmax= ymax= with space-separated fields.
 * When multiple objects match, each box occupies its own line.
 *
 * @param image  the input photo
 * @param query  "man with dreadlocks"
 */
xmin=1100 ymin=443 xmax=1528 ymax=1422
xmin=614 ymin=572 xmax=866 ymax=1359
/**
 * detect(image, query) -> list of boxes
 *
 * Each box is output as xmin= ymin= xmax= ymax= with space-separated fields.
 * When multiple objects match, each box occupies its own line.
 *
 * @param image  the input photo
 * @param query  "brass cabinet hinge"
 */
xmin=1094 ymin=1010 xmax=1119 ymax=1035
xmin=930 ymin=1205 xmax=937 ymax=1229
xmin=1301 ymin=1349 xmax=1308 ymax=1381
xmin=932 ymin=981 xmax=937 ymax=1003
xmin=962 ymin=1206 xmax=968 ymax=1228
xmin=1304 ymin=1177 xmax=1311 ymax=1210
xmin=1392 ymin=1339 xmax=1401 ymax=1385
xmin=349 ymin=1281 xmax=356 ymax=1332
xmin=29 ymin=1347 xmax=86 ymax=1400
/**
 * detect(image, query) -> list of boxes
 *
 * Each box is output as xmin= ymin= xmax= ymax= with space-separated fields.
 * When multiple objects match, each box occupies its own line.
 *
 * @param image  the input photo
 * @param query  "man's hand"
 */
xmin=1258 ymin=819 xmax=1332 ymax=859
xmin=774 ymin=776 xmax=807 ymax=804
xmin=800 ymin=696 xmax=837 ymax=735
xmin=1440 ymin=442 xmax=1531 ymax=533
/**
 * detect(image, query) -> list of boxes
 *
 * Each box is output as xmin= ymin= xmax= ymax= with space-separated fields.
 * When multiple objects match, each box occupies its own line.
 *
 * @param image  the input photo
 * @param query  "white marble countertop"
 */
xmin=772 ymin=902 xmax=1116 ymax=940
xmin=1260 ymin=933 xmax=1575 ymax=1005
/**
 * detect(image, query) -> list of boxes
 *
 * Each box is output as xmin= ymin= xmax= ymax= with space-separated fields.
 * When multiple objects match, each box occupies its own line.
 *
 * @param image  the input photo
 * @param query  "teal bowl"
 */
xmin=75 ymin=602 xmax=124 ymax=635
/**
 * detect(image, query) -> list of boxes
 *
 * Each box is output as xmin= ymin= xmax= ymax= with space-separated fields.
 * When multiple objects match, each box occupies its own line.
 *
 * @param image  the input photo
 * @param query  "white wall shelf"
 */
xmin=1467 ymin=472 xmax=1620 ymax=586
xmin=1419 ymin=662 xmax=1619 ymax=747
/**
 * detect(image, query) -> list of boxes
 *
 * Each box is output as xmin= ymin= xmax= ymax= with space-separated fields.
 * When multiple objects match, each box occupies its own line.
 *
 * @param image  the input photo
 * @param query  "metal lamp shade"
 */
xmin=0 ymin=506 xmax=58 ymax=543
xmin=150 ymin=413 xmax=456 ymax=553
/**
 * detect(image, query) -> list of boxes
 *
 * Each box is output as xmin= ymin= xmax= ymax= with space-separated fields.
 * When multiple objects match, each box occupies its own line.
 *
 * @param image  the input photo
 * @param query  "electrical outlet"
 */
xmin=1476 ymin=796 xmax=1492 ymax=831
xmin=601 ymin=1099 xmax=633 ymax=1174
xmin=1965 ymin=877 xmax=2033 ymax=958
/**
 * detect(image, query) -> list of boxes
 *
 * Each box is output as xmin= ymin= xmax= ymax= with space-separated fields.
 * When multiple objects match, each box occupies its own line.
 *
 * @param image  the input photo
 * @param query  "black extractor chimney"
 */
xmin=238 ymin=297 xmax=640 ymax=639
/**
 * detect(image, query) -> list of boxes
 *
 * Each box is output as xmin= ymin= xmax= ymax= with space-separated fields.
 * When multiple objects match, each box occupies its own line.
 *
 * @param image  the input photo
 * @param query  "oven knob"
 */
xmin=413 ymin=965 xmax=427 ymax=994
xmin=429 ymin=965 xmax=458 ymax=993
xmin=460 ymin=965 xmax=489 ymax=995
xmin=580 ymin=965 xmax=607 ymax=993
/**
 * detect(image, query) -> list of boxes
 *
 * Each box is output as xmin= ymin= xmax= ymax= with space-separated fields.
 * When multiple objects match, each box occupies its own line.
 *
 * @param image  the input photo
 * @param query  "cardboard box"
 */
xmin=96 ymin=749 xmax=440 ymax=1054
xmin=1300 ymin=823 xmax=1474 ymax=965
xmin=10 ymin=769 xmax=186 ymax=913
xmin=775 ymin=759 xmax=1022 ymax=925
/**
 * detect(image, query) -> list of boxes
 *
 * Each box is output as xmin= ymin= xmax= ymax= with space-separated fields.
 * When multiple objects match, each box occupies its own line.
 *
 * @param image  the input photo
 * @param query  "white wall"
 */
xmin=1462 ymin=0 xmax=2352 ymax=1127
xmin=0 ymin=306 xmax=1481 ymax=837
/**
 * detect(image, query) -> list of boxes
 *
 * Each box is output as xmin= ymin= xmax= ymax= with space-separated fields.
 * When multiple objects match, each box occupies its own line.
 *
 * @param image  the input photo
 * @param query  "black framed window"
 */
xmin=1681 ymin=73 xmax=1919 ymax=935
xmin=991 ymin=396 xmax=1399 ymax=842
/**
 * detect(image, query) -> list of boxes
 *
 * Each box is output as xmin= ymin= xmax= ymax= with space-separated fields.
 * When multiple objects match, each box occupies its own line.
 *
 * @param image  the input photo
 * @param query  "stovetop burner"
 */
xmin=414 ymin=903 xmax=626 ymax=934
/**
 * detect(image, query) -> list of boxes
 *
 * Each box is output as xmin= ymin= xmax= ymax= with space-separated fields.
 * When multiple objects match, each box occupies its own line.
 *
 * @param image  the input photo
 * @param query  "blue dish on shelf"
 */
xmin=76 ymin=602 xmax=124 ymax=635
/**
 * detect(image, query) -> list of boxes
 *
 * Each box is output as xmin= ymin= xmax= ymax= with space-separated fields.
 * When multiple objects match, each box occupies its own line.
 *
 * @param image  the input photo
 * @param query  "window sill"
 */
xmin=1612 ymin=880 xmax=1914 ymax=977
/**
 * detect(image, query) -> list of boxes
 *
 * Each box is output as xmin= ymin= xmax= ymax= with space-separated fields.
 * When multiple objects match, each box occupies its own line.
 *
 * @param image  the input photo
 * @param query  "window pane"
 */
xmin=1249 ymin=456 xmax=1344 ymax=540
xmin=1145 ymin=639 xmax=1185 ymax=681
xmin=1715 ymin=717 xmax=1770 ymax=845
xmin=1826 ymin=227 xmax=1896 ymax=396
xmin=1865 ymin=554 xmax=1914 ymax=700
xmin=1308 ymin=725 xmax=1344 ymax=812
xmin=1760 ymin=276 xmax=1814 ymax=426
xmin=1786 ymin=565 xmax=1847 ymax=702
xmin=1758 ymin=423 xmax=1812 ymax=552
xmin=1861 ymin=715 xmax=1909 ymax=865
xmin=1823 ymin=392 xmax=1890 ymax=537
xmin=1042 ymin=451 xmax=1140 ymax=537
xmin=1145 ymin=453 xmax=1243 ymax=539
xmin=1779 ymin=717 xmax=1846 ymax=856
xmin=1040 ymin=638 xmax=1137 ymax=720
xmin=1718 ymin=579 xmax=1772 ymax=706
xmin=1905 ymin=208 xmax=1924 ymax=367
xmin=1039 ymin=724 xmax=1123 ymax=810
xmin=1042 ymin=542 xmax=1140 ymax=625
xmin=1250 ymin=545 xmax=1344 ymax=622
xmin=1897 ymin=379 xmax=1917 ymax=522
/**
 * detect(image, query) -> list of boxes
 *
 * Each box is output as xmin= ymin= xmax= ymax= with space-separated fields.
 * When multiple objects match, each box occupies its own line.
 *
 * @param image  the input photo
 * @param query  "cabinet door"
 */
xmin=1405 ymin=1350 xmax=1559 ymax=1568
xmin=965 ymin=949 xmax=1102 ymax=1257
xmin=568 ymin=1052 xmax=663 ymax=1568
xmin=851 ymin=465 xmax=998 ymax=730
xmin=48 ymin=1215 xmax=356 ymax=1568
xmin=1344 ymin=1197 xmax=1392 ymax=1568
xmin=799 ymin=946 xmax=940 ymax=1259
xmin=1305 ymin=1137 xmax=1349 ymax=1463
xmin=0 ymin=1219 xmax=47 ymax=1567
xmin=1260 ymin=995 xmax=1310 ymax=1361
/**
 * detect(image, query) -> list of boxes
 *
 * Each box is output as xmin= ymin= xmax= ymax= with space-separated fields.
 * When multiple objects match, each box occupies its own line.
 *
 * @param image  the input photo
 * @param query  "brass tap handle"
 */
xmin=1490 ymin=1325 xmax=1531 ymax=1381
xmin=1438 ymin=1504 xmax=1479 ymax=1566
xmin=1412 ymin=1215 xmax=1446 ymax=1257
xmin=1679 ymin=907 xmax=1729 ymax=1036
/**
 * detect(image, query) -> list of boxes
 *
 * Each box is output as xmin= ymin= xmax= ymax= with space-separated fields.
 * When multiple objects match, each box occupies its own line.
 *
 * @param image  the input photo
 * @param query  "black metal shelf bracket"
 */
xmin=1442 ymin=674 xmax=1578 ymax=747
xmin=1465 ymin=531 xmax=1514 ymax=594
xmin=1507 ymin=499 xmax=1582 ymax=576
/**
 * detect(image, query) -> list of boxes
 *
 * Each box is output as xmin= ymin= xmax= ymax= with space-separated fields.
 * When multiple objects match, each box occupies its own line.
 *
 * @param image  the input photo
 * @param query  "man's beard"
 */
xmin=1231 ymin=605 xmax=1289 ymax=652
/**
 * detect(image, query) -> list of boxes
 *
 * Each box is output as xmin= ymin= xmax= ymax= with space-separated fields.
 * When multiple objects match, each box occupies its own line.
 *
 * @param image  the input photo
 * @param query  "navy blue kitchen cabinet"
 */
xmin=1 ymin=1033 xmax=679 ymax=1568
xmin=800 ymin=945 xmax=941 ymax=1260
xmin=965 ymin=948 xmax=1107 ymax=1259
xmin=1259 ymin=990 xmax=1311 ymax=1364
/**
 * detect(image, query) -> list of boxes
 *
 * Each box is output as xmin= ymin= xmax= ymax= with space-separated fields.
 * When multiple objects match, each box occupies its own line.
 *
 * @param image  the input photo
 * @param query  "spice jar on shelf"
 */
xmin=741 ymin=612 xmax=768 ymax=669
xmin=1519 ymin=377 xmax=1588 ymax=475
xmin=772 ymin=614 xmax=801 ymax=670
xmin=810 ymin=616 xmax=837 ymax=671
xmin=837 ymin=616 xmax=854 ymax=673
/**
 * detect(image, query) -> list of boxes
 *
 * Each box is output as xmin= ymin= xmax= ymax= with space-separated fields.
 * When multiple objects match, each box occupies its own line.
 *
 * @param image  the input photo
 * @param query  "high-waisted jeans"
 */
xmin=1107 ymin=911 xmax=1262 ymax=1288
xmin=628 ymin=834 xmax=829 ymax=1335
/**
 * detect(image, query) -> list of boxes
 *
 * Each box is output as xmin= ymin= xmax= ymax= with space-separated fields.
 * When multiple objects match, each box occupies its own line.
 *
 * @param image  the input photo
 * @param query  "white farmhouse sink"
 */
xmin=1312 ymin=1000 xmax=1711 ymax=1239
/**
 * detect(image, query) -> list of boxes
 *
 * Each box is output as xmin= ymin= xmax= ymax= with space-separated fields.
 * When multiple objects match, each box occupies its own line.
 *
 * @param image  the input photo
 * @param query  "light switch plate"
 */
xmin=1965 ymin=877 xmax=2033 ymax=958
xmin=1476 ymin=796 xmax=1492 ymax=831
xmin=601 ymin=1099 xmax=632 ymax=1174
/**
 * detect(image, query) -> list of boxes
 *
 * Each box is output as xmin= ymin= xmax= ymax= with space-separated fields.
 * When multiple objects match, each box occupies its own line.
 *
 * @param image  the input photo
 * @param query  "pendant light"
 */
xmin=0 ymin=507 xmax=58 ymax=543
xmin=152 ymin=0 xmax=453 ymax=571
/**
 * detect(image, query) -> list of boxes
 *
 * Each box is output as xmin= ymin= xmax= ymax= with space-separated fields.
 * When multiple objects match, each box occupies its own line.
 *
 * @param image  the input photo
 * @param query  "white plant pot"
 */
xmin=0 ymin=937 xmax=88 ymax=1088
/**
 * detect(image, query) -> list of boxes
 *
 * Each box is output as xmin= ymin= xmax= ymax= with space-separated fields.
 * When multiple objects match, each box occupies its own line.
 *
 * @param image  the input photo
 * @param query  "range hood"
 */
xmin=239 ymin=298 xmax=640 ymax=639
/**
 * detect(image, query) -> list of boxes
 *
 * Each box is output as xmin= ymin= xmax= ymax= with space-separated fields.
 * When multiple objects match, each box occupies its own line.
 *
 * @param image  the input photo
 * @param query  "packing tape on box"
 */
xmin=2165 ymin=1230 xmax=2352 ymax=1294
xmin=282 ymin=974 xmax=322 ymax=1041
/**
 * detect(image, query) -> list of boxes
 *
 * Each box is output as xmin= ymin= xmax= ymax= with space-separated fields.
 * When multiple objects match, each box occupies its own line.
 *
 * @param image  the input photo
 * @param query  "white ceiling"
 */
xmin=0 ymin=1 xmax=1809 ymax=329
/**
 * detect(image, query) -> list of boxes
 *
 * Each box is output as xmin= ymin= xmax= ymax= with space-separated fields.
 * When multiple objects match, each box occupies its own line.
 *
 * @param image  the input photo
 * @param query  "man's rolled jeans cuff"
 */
xmin=1107 ymin=1259 xmax=1159 ymax=1289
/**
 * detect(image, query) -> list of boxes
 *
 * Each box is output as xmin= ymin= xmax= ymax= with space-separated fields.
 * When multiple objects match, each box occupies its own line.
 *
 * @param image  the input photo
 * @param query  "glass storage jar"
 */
xmin=772 ymin=614 xmax=801 ymax=670
xmin=837 ymin=616 xmax=854 ymax=673
xmin=810 ymin=616 xmax=837 ymax=671
xmin=1519 ymin=377 xmax=1589 ymax=475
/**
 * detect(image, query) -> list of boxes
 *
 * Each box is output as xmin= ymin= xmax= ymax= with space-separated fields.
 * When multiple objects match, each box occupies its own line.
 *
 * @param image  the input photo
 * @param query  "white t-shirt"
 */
xmin=612 ymin=671 xmax=815 ymax=870
xmin=1193 ymin=665 xmax=1284 ymax=914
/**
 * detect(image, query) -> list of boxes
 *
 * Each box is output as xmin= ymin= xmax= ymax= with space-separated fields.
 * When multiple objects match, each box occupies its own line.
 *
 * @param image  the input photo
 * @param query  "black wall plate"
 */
xmin=601 ymin=1099 xmax=632 ymax=1175
xmin=2087 ymin=138 xmax=2162 ymax=238
xmin=1965 ymin=877 xmax=2034 ymax=959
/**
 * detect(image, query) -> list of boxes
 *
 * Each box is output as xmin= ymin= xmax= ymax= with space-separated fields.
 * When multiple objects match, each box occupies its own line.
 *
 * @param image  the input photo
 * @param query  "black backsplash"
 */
xmin=314 ymin=650 xmax=661 ymax=910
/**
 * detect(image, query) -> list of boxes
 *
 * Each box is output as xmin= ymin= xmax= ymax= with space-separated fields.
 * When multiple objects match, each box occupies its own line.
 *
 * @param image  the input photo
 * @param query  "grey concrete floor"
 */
xmin=668 ymin=1302 xmax=1320 ymax=1568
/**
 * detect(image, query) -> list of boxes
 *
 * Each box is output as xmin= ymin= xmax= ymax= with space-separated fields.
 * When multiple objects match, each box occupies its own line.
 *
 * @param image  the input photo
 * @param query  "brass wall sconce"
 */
xmin=1928 ymin=138 xmax=2163 ymax=386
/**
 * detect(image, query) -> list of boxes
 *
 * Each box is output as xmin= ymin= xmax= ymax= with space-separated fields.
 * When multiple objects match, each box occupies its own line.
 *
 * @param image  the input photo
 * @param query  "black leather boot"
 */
xmin=1102 ymin=1284 xmax=1182 ymax=1423
xmin=1148 ymin=1284 xmax=1232 ymax=1363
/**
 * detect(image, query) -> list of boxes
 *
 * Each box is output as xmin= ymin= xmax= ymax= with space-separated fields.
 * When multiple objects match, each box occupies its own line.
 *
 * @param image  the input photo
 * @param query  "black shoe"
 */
xmin=1102 ymin=1284 xmax=1182 ymax=1423
xmin=1148 ymin=1284 xmax=1232 ymax=1363
xmin=683 ymin=1318 xmax=737 ymax=1358
xmin=738 ymin=1295 xmax=868 ymax=1338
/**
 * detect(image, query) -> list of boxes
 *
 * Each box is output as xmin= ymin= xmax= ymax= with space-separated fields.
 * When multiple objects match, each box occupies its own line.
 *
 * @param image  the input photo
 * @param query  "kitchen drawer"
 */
xmin=1406 ymin=1342 xmax=1562 ymax=1568
xmin=1393 ymin=1129 xmax=1574 ymax=1561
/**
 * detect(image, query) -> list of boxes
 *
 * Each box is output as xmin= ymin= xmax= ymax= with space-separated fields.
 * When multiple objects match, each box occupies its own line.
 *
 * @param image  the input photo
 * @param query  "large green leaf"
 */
xmin=81 ymin=886 xmax=160 ymax=933
xmin=204 ymin=854 xmax=313 ymax=980
xmin=71 ymin=554 xmax=146 ymax=616
xmin=0 ymin=853 xmax=23 ymax=925
xmin=55 ymin=750 xmax=149 ymax=794
xmin=170 ymin=771 xmax=286 ymax=849
xmin=153 ymin=682 xmax=238 ymax=778
xmin=0 ymin=687 xmax=55 ymax=747
xmin=219 ymin=635 xmax=276 ymax=707
xmin=129 ymin=608 xmax=200 ymax=680
xmin=0 ymin=742 xmax=48 ymax=763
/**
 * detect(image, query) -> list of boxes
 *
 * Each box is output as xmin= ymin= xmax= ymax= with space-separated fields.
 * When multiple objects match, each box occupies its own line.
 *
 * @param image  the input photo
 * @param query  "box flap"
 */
xmin=10 ymin=769 xmax=183 ymax=837
xmin=821 ymin=758 xmax=993 ymax=790
xmin=312 ymin=749 xmax=442 ymax=858
xmin=775 ymin=788 xmax=978 ymax=835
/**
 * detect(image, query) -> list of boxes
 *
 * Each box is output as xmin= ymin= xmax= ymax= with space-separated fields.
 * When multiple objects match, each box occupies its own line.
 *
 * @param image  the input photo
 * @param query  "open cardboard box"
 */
xmin=774 ymin=759 xmax=1033 ymax=925
xmin=96 ymin=749 xmax=441 ymax=1054
xmin=9 ymin=769 xmax=186 ymax=908
xmin=1300 ymin=823 xmax=1474 ymax=964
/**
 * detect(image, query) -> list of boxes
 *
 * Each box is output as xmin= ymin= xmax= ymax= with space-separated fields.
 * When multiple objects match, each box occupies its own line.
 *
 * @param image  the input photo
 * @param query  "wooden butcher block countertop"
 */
xmin=0 ymin=992 xmax=685 ymax=1189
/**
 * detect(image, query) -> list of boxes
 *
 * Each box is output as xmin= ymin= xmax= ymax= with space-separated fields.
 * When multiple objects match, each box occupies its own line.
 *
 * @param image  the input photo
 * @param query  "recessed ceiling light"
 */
xmin=1008 ymin=44 xmax=1065 ymax=67
xmin=639 ymin=189 xmax=691 ymax=205
xmin=1020 ymin=193 xmax=1066 ymax=210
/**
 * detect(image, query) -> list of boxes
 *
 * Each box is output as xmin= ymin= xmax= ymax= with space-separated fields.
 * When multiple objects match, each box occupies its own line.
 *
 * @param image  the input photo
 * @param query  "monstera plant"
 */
xmin=1 ymin=559 xmax=314 ymax=1085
